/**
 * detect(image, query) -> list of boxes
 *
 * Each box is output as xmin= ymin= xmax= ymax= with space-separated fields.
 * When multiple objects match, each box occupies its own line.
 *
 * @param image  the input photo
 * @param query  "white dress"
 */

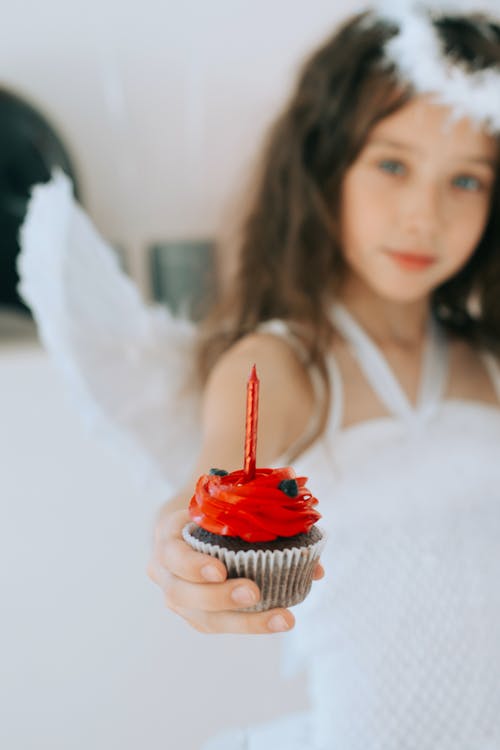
xmin=203 ymin=305 xmax=500 ymax=750
xmin=17 ymin=173 xmax=500 ymax=749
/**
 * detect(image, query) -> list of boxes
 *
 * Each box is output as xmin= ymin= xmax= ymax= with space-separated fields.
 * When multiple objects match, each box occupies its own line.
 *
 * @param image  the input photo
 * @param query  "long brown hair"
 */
xmin=198 ymin=8 xmax=500 ymax=383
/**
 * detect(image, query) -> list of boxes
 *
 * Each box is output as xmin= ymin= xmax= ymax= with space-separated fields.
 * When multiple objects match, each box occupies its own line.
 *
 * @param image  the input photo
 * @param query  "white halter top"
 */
xmin=280 ymin=304 xmax=500 ymax=750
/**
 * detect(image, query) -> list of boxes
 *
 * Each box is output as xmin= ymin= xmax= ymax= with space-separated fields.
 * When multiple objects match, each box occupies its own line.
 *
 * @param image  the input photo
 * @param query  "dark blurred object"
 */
xmin=150 ymin=240 xmax=216 ymax=322
xmin=0 ymin=87 xmax=79 ymax=313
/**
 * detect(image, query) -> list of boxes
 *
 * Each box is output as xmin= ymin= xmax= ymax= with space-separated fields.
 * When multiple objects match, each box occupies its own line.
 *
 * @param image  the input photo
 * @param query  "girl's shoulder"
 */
xmin=202 ymin=330 xmax=317 ymax=465
xmin=207 ymin=329 xmax=315 ymax=412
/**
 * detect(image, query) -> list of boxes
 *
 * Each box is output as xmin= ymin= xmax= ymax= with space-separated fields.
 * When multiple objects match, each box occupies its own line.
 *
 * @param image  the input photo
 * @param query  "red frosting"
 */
xmin=188 ymin=466 xmax=321 ymax=542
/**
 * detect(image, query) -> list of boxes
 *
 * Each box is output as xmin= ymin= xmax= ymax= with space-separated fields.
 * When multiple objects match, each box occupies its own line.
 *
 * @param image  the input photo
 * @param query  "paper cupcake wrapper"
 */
xmin=182 ymin=522 xmax=326 ymax=612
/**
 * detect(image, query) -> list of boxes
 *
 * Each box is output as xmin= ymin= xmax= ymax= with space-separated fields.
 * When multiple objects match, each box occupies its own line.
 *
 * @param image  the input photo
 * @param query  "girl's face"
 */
xmin=339 ymin=95 xmax=498 ymax=304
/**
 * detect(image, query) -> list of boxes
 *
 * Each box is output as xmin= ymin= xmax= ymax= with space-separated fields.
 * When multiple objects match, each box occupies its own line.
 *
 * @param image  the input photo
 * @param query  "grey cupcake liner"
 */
xmin=182 ymin=522 xmax=326 ymax=612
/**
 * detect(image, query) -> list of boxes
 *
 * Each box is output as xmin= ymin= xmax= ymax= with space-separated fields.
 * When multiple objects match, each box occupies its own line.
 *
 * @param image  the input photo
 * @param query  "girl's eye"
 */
xmin=377 ymin=159 xmax=406 ymax=176
xmin=453 ymin=175 xmax=483 ymax=192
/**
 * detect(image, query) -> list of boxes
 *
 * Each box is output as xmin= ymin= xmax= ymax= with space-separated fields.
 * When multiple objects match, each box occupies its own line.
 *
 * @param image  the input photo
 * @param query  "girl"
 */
xmin=18 ymin=2 xmax=500 ymax=748
xmin=146 ymin=3 xmax=500 ymax=748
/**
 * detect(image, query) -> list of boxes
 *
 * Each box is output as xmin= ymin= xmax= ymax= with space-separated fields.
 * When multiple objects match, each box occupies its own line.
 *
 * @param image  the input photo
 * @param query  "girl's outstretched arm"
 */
xmin=147 ymin=332 xmax=324 ymax=634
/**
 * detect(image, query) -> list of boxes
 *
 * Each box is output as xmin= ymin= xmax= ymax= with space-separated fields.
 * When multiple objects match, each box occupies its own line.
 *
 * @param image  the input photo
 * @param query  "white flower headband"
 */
xmin=367 ymin=0 xmax=500 ymax=133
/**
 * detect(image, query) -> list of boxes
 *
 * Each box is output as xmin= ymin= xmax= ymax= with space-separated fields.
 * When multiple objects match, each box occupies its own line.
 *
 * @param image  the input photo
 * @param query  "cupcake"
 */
xmin=182 ymin=365 xmax=325 ymax=612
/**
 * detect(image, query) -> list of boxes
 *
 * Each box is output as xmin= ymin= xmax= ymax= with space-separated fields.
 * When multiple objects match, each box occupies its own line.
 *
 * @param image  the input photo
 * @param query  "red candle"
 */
xmin=243 ymin=364 xmax=259 ymax=481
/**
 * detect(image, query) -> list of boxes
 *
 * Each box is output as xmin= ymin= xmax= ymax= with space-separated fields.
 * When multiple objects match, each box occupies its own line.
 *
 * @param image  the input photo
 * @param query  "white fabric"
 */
xmin=207 ymin=306 xmax=500 ymax=749
xmin=17 ymin=170 xmax=201 ymax=495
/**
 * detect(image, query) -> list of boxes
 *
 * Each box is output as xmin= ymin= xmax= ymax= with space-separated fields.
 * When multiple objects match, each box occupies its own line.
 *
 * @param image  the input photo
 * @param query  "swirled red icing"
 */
xmin=188 ymin=467 xmax=321 ymax=542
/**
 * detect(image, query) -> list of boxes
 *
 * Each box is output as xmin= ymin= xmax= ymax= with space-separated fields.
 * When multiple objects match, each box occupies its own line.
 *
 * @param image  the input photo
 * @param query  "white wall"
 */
xmin=2 ymin=3 xmax=361 ymax=748
xmin=1 ymin=0 xmax=360 ymax=295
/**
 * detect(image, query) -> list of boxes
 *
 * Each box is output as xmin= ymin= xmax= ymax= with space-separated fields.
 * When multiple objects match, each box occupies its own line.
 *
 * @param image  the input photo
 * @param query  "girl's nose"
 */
xmin=399 ymin=180 xmax=443 ymax=239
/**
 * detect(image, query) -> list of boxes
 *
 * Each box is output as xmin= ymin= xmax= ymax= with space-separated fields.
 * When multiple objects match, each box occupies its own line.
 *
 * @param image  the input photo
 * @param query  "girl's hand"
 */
xmin=147 ymin=508 xmax=324 ymax=635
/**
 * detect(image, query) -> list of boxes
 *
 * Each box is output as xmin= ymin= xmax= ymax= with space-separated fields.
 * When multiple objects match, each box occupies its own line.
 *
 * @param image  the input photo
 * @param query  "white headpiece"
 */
xmin=368 ymin=0 xmax=500 ymax=133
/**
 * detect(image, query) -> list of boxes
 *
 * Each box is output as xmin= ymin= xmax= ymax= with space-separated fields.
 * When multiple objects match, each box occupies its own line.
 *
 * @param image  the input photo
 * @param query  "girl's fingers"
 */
xmin=161 ymin=537 xmax=227 ymax=584
xmin=313 ymin=561 xmax=325 ymax=580
xmin=153 ymin=507 xmax=228 ymax=584
xmin=148 ymin=507 xmax=326 ymax=635
xmin=181 ymin=606 xmax=296 ymax=635
xmin=163 ymin=574 xmax=261 ymax=612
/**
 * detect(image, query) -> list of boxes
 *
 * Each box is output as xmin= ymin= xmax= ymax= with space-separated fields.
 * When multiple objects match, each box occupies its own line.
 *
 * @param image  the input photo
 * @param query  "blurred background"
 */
xmin=1 ymin=1 xmax=357 ymax=748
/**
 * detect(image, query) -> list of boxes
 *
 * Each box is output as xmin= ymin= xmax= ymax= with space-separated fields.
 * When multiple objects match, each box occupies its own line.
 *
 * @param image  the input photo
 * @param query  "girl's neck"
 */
xmin=336 ymin=276 xmax=431 ymax=350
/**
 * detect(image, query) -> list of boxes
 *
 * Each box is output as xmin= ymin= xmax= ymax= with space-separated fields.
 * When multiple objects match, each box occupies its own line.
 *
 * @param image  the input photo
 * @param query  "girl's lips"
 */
xmin=384 ymin=249 xmax=437 ymax=271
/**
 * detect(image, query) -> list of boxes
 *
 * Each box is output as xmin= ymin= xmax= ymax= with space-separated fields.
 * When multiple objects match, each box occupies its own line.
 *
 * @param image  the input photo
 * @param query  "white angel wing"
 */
xmin=17 ymin=168 xmax=202 ymax=495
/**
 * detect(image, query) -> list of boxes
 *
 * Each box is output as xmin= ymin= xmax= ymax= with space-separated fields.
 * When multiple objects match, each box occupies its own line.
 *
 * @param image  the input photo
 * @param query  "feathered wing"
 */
xmin=17 ymin=168 xmax=202 ymax=495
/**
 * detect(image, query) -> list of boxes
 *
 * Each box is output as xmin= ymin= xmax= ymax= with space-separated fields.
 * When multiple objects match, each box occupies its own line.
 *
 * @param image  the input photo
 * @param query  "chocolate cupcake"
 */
xmin=182 ymin=465 xmax=325 ymax=612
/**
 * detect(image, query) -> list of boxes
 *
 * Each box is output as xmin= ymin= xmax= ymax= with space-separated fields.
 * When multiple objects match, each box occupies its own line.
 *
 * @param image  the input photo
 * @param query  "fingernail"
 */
xmin=231 ymin=585 xmax=258 ymax=606
xmin=201 ymin=565 xmax=225 ymax=582
xmin=268 ymin=615 xmax=290 ymax=632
